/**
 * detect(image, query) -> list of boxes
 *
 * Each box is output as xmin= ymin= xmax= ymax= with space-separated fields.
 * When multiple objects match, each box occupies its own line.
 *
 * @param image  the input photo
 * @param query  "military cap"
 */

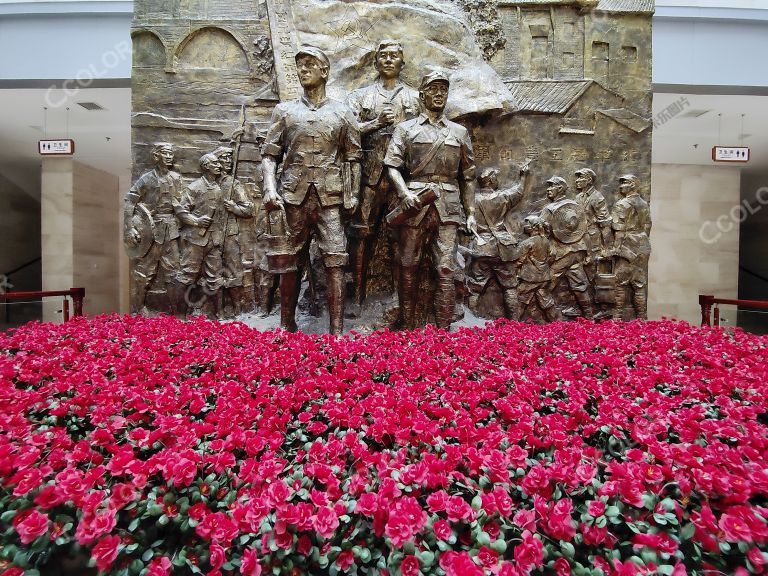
xmin=618 ymin=174 xmax=639 ymax=186
xmin=419 ymin=71 xmax=450 ymax=91
xmin=546 ymin=176 xmax=568 ymax=187
xmin=575 ymin=168 xmax=596 ymax=180
xmin=295 ymin=45 xmax=330 ymax=69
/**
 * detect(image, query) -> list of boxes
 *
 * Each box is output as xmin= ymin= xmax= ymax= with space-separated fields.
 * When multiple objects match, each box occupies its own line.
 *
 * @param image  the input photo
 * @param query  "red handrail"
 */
xmin=699 ymin=294 xmax=768 ymax=327
xmin=0 ymin=288 xmax=85 ymax=321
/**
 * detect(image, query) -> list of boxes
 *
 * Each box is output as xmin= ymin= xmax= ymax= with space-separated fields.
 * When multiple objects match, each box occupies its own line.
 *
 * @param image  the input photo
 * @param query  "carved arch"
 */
xmin=131 ymin=29 xmax=169 ymax=69
xmin=174 ymin=26 xmax=251 ymax=73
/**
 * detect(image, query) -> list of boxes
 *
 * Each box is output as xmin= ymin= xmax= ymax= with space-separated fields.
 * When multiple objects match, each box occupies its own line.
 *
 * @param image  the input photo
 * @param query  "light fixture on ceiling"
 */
xmin=77 ymin=102 xmax=105 ymax=111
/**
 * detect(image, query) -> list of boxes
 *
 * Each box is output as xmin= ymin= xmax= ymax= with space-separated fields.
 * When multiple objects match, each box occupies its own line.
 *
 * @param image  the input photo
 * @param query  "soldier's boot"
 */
xmin=574 ymin=290 xmax=594 ymax=320
xmin=134 ymin=280 xmax=150 ymax=314
xmin=226 ymin=286 xmax=245 ymax=317
xmin=168 ymin=282 xmax=190 ymax=319
xmin=256 ymin=278 xmax=275 ymax=318
xmin=351 ymin=238 xmax=368 ymax=310
xmin=435 ymin=278 xmax=456 ymax=330
xmin=502 ymin=288 xmax=519 ymax=320
xmin=398 ymin=266 xmax=418 ymax=330
xmin=326 ymin=266 xmax=345 ymax=336
xmin=279 ymin=271 xmax=300 ymax=332
xmin=613 ymin=286 xmax=627 ymax=321
xmin=632 ymin=289 xmax=647 ymax=319
xmin=210 ymin=290 xmax=225 ymax=320
xmin=543 ymin=305 xmax=560 ymax=323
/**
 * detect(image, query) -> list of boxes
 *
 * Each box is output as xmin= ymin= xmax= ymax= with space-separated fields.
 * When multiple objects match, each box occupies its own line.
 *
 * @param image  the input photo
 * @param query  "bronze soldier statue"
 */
xmin=124 ymin=142 xmax=184 ymax=315
xmin=611 ymin=174 xmax=652 ymax=319
xmin=261 ymin=45 xmax=362 ymax=335
xmin=466 ymin=164 xmax=532 ymax=319
xmin=516 ymin=215 xmax=557 ymax=323
xmin=345 ymin=40 xmax=421 ymax=313
xmin=573 ymin=168 xmax=612 ymax=320
xmin=174 ymin=153 xmax=228 ymax=318
xmin=539 ymin=176 xmax=593 ymax=319
xmin=384 ymin=71 xmax=477 ymax=330
xmin=212 ymin=146 xmax=254 ymax=316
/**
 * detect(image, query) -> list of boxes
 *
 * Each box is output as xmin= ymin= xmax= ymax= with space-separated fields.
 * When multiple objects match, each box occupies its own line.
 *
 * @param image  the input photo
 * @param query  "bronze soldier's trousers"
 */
xmin=398 ymin=207 xmax=459 ymax=330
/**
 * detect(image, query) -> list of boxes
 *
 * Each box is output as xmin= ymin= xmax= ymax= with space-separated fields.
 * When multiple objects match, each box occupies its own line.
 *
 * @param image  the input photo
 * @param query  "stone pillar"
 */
xmin=40 ymin=158 xmax=121 ymax=322
xmin=41 ymin=158 xmax=75 ymax=322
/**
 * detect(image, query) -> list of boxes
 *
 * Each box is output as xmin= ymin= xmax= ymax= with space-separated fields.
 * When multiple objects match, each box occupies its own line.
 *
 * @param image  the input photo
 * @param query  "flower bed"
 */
xmin=1 ymin=316 xmax=767 ymax=576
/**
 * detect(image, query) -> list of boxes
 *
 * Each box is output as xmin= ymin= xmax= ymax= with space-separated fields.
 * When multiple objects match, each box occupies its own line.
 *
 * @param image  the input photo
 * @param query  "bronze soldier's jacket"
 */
xmin=125 ymin=168 xmax=183 ymax=243
xmin=517 ymin=234 xmax=552 ymax=283
xmin=346 ymin=79 xmax=421 ymax=186
xmin=219 ymin=175 xmax=254 ymax=236
xmin=575 ymin=186 xmax=610 ymax=253
xmin=176 ymin=177 xmax=227 ymax=247
xmin=384 ymin=113 xmax=476 ymax=227
xmin=472 ymin=186 xmax=523 ymax=261
xmin=261 ymin=96 xmax=362 ymax=207
xmin=612 ymin=193 xmax=652 ymax=260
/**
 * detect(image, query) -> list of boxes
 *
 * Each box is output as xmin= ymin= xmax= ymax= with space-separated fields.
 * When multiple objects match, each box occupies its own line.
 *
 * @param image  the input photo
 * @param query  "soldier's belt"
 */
xmin=409 ymin=176 xmax=458 ymax=191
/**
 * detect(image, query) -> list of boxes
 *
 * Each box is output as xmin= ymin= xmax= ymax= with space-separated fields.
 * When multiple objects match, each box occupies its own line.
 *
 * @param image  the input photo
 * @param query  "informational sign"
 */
xmin=712 ymin=146 xmax=750 ymax=163
xmin=39 ymin=139 xmax=75 ymax=156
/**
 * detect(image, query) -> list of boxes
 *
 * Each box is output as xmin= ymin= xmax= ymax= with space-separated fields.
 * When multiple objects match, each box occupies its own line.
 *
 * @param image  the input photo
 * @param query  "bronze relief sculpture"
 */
xmin=128 ymin=0 xmax=654 ymax=332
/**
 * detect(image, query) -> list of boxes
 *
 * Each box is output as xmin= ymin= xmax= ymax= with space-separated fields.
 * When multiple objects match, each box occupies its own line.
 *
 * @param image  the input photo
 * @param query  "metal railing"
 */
xmin=698 ymin=294 xmax=768 ymax=328
xmin=0 ymin=288 xmax=85 ymax=322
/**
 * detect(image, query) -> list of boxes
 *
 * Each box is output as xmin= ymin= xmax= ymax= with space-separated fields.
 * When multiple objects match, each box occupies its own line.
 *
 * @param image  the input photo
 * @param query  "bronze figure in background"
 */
xmin=611 ymin=174 xmax=652 ymax=319
xmin=384 ymin=71 xmax=477 ymax=330
xmin=124 ymin=142 xmax=183 ymax=315
xmin=261 ymin=45 xmax=362 ymax=335
xmin=540 ymin=176 xmax=594 ymax=320
xmin=212 ymin=146 xmax=254 ymax=316
xmin=174 ymin=153 xmax=228 ymax=318
xmin=466 ymin=163 xmax=533 ymax=319
xmin=345 ymin=40 xmax=422 ymax=314
xmin=574 ymin=167 xmax=613 ymax=320
xmin=516 ymin=215 xmax=558 ymax=323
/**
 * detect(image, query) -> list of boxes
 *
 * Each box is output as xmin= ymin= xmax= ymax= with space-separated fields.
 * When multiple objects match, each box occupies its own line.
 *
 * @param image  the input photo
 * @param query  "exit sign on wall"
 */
xmin=712 ymin=146 xmax=750 ymax=163
xmin=38 ymin=139 xmax=75 ymax=156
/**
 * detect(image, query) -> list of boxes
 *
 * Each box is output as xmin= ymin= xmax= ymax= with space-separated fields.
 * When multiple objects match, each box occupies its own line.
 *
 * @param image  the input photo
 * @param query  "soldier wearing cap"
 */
xmin=174 ymin=153 xmax=229 ymax=318
xmin=539 ymin=175 xmax=593 ymax=319
xmin=611 ymin=174 xmax=651 ymax=319
xmin=466 ymin=164 xmax=532 ymax=320
xmin=384 ymin=70 xmax=478 ymax=330
xmin=345 ymin=40 xmax=422 ymax=312
xmin=261 ymin=45 xmax=362 ymax=334
xmin=211 ymin=146 xmax=254 ymax=316
xmin=574 ymin=167 xmax=611 ymax=319
xmin=124 ymin=142 xmax=183 ymax=314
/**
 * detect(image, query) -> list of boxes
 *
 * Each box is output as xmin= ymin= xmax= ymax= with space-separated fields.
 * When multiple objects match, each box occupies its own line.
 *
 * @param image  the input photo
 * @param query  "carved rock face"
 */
xmin=290 ymin=0 xmax=516 ymax=118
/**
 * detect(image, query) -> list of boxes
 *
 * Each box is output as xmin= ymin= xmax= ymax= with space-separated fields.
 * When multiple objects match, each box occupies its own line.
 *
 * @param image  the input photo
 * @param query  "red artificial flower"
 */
xmin=400 ymin=554 xmax=420 ymax=576
xmin=13 ymin=509 xmax=49 ymax=544
xmin=91 ymin=534 xmax=121 ymax=572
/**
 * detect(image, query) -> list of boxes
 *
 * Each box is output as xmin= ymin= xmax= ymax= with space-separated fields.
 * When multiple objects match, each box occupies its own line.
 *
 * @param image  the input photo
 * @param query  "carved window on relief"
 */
xmin=529 ymin=25 xmax=552 ymax=79
xmin=591 ymin=41 xmax=609 ymax=84
xmin=621 ymin=46 xmax=638 ymax=63
xmin=132 ymin=31 xmax=167 ymax=69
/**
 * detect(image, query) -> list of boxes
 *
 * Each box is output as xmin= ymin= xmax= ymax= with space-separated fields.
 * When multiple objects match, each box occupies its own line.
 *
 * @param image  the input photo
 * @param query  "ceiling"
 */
xmin=0 ymin=86 xmax=765 ymax=201
xmin=652 ymin=91 xmax=768 ymax=173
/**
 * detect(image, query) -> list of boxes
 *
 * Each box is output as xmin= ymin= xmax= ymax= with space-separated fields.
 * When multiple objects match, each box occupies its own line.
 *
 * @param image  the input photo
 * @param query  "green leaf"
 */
xmin=141 ymin=549 xmax=155 ymax=562
xmin=561 ymin=542 xmax=575 ymax=559
xmin=490 ymin=539 xmax=507 ymax=554
xmin=478 ymin=532 xmax=491 ymax=547
xmin=419 ymin=551 xmax=435 ymax=567
xmin=657 ymin=566 xmax=674 ymax=576
xmin=1 ymin=510 xmax=17 ymax=523
xmin=605 ymin=506 xmax=620 ymax=518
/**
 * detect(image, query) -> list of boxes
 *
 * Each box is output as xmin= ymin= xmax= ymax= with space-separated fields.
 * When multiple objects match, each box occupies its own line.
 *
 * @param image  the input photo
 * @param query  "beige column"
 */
xmin=40 ymin=158 xmax=121 ymax=322
xmin=41 ymin=158 xmax=75 ymax=322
